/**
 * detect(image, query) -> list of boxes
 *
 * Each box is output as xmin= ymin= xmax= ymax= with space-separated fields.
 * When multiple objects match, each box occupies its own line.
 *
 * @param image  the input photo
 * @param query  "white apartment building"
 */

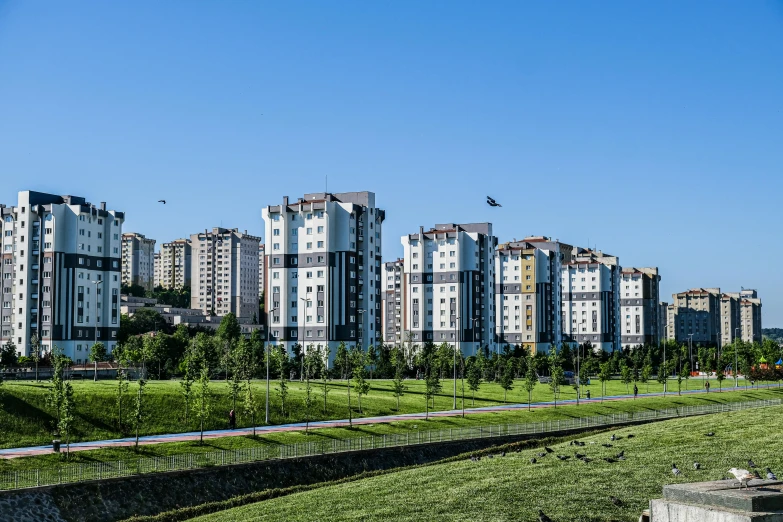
xmin=190 ymin=228 xmax=260 ymax=319
xmin=495 ymin=237 xmax=572 ymax=353
xmin=121 ymin=232 xmax=156 ymax=291
xmin=158 ymin=239 xmax=191 ymax=290
xmin=401 ymin=223 xmax=496 ymax=355
xmin=561 ymin=248 xmax=621 ymax=352
xmin=619 ymin=267 xmax=661 ymax=349
xmin=153 ymin=252 xmax=161 ymax=288
xmin=262 ymin=192 xmax=384 ymax=356
xmin=0 ymin=191 xmax=123 ymax=362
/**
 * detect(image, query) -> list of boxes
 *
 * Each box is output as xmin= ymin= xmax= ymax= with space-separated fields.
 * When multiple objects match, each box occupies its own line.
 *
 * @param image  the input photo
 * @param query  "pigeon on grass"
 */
xmin=693 ymin=462 xmax=701 ymax=470
xmin=538 ymin=510 xmax=552 ymax=522
xmin=672 ymin=464 xmax=681 ymax=476
xmin=766 ymin=468 xmax=777 ymax=480
xmin=748 ymin=459 xmax=757 ymax=469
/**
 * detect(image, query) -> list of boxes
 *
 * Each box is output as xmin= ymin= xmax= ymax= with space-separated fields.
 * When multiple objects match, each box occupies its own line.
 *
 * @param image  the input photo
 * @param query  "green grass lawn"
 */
xmin=0 ymin=375 xmax=771 ymax=450
xmin=0 ymin=386 xmax=778 ymax=473
xmin=187 ymin=403 xmax=783 ymax=522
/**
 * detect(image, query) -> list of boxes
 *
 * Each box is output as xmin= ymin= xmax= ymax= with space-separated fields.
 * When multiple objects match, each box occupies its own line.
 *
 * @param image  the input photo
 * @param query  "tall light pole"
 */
xmin=453 ymin=315 xmax=458 ymax=410
xmin=734 ymin=326 xmax=740 ymax=388
xmin=687 ymin=333 xmax=694 ymax=375
xmin=299 ymin=296 xmax=309 ymax=382
xmin=265 ymin=307 xmax=277 ymax=424
xmin=90 ymin=280 xmax=100 ymax=382
xmin=662 ymin=324 xmax=668 ymax=395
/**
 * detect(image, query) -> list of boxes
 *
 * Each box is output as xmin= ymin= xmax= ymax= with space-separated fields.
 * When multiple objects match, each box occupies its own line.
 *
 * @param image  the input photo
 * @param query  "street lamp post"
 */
xmin=266 ymin=307 xmax=277 ymax=424
xmin=90 ymin=280 xmax=100 ymax=382
xmin=662 ymin=324 xmax=668 ymax=395
xmin=300 ymin=296 xmax=309 ymax=382
xmin=734 ymin=327 xmax=740 ymax=388
xmin=453 ymin=315 xmax=458 ymax=410
xmin=688 ymin=334 xmax=694 ymax=375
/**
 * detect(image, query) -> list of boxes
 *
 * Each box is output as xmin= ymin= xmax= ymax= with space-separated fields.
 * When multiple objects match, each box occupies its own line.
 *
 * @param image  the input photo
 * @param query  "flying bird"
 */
xmin=693 ymin=462 xmax=701 ymax=470
xmin=766 ymin=468 xmax=777 ymax=480
xmin=728 ymin=468 xmax=754 ymax=489
xmin=158 ymin=200 xmax=166 ymax=204
xmin=486 ymin=196 xmax=502 ymax=208
xmin=538 ymin=510 xmax=552 ymax=522
xmin=672 ymin=464 xmax=681 ymax=476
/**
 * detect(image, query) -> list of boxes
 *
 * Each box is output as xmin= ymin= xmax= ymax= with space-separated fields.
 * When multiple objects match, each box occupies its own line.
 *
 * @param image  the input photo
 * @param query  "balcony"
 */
xmin=30 ymin=293 xmax=38 ymax=300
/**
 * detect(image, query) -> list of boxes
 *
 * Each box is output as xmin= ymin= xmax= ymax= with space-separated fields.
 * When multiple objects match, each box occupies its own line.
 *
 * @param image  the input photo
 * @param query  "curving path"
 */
xmin=0 ymin=382 xmax=776 ymax=459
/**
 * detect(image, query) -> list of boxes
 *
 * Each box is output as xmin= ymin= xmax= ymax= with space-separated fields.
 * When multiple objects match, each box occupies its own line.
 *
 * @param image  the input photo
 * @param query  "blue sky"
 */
xmin=1 ymin=1 xmax=781 ymax=324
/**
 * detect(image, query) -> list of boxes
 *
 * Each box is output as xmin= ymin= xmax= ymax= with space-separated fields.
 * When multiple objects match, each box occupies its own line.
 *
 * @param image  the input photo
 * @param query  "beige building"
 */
xmin=619 ymin=267 xmax=661 ymax=349
xmin=121 ymin=232 xmax=156 ymax=291
xmin=158 ymin=239 xmax=191 ymax=290
xmin=190 ymin=228 xmax=260 ymax=319
xmin=667 ymin=288 xmax=722 ymax=345
xmin=153 ymin=252 xmax=161 ymax=288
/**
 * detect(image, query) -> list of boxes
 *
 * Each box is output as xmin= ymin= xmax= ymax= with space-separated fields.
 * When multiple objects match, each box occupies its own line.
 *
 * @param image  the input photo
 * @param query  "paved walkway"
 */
xmin=0 ymin=382 xmax=776 ymax=459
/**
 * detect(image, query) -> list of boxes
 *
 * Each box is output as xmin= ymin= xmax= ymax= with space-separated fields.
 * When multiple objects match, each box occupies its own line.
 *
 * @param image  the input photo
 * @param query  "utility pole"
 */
xmin=265 ymin=307 xmax=277 ymax=424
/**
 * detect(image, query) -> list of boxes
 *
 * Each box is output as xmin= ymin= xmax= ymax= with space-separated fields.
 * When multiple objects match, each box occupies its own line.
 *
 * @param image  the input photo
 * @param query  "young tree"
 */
xmin=466 ymin=358 xmax=482 ymax=406
xmin=523 ymin=353 xmax=537 ymax=411
xmin=391 ymin=346 xmax=406 ymax=411
xmin=116 ymin=367 xmax=129 ymax=433
xmin=424 ymin=371 xmax=439 ymax=420
xmin=193 ymin=367 xmax=212 ymax=445
xmin=640 ymin=358 xmax=652 ymax=394
xmin=47 ymin=346 xmax=67 ymax=431
xmin=499 ymin=359 xmax=514 ymax=403
xmin=716 ymin=363 xmax=725 ymax=392
xmin=683 ymin=361 xmax=691 ymax=391
xmin=352 ymin=347 xmax=370 ymax=414
xmin=60 ymin=381 xmax=75 ymax=459
xmin=335 ymin=342 xmax=349 ymax=380
xmin=273 ymin=347 xmax=289 ymax=419
xmin=367 ymin=344 xmax=379 ymax=381
xmin=598 ymin=362 xmax=611 ymax=402
xmin=548 ymin=349 xmax=564 ymax=408
xmin=89 ymin=341 xmax=107 ymax=382
xmin=303 ymin=348 xmax=318 ymax=433
xmin=320 ymin=345 xmax=331 ymax=416
xmin=134 ymin=378 xmax=146 ymax=451
xmin=180 ymin=354 xmax=194 ymax=427
xmin=620 ymin=361 xmax=632 ymax=394
xmin=243 ymin=372 xmax=259 ymax=438
xmin=30 ymin=334 xmax=41 ymax=382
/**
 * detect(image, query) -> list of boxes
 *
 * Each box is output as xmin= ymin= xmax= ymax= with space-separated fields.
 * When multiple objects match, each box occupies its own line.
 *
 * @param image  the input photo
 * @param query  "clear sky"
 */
xmin=1 ymin=2 xmax=781 ymax=324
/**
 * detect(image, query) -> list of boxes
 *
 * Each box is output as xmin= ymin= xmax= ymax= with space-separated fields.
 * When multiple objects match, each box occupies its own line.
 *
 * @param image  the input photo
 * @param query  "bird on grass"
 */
xmin=693 ymin=462 xmax=701 ymax=470
xmin=672 ymin=464 xmax=681 ymax=476
xmin=767 ymin=468 xmax=777 ymax=480
xmin=626 ymin=434 xmax=635 ymax=439
xmin=537 ymin=452 xmax=547 ymax=458
xmin=610 ymin=434 xmax=616 ymax=441
xmin=603 ymin=457 xmax=618 ymax=463
xmin=575 ymin=452 xmax=586 ymax=459
xmin=610 ymin=496 xmax=623 ymax=506
xmin=728 ymin=468 xmax=754 ymax=489
xmin=530 ymin=458 xmax=537 ymax=464
xmin=501 ymin=451 xmax=506 ymax=457
xmin=488 ymin=454 xmax=494 ymax=459
xmin=602 ymin=443 xmax=613 ymax=448
xmin=614 ymin=451 xmax=625 ymax=459
xmin=538 ymin=509 xmax=552 ymax=522
xmin=487 ymin=196 xmax=502 ymax=208
xmin=579 ymin=457 xmax=592 ymax=463
xmin=748 ymin=458 xmax=757 ymax=469
xmin=556 ymin=455 xmax=570 ymax=461
xmin=157 ymin=200 xmax=166 ymax=204
xmin=705 ymin=432 xmax=715 ymax=437
xmin=545 ymin=447 xmax=554 ymax=453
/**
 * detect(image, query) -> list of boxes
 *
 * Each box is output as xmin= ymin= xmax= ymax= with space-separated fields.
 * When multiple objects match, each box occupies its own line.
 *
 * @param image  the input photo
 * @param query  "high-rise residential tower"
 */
xmin=619 ymin=267 xmax=661 ymax=349
xmin=401 ymin=223 xmax=496 ymax=355
xmin=382 ymin=259 xmax=403 ymax=345
xmin=157 ymin=239 xmax=191 ymax=290
xmin=121 ymin=232 xmax=156 ymax=291
xmin=262 ymin=192 xmax=384 ymax=355
xmin=0 ymin=191 xmax=124 ymax=361
xmin=190 ymin=228 xmax=260 ymax=319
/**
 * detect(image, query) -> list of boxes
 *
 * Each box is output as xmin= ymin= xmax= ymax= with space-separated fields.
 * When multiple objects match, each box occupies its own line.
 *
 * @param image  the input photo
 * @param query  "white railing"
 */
xmin=0 ymin=398 xmax=779 ymax=491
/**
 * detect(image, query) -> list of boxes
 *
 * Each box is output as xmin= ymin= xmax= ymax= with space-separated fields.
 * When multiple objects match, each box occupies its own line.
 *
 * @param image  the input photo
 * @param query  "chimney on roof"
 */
xmin=283 ymin=196 xmax=289 ymax=206
xmin=419 ymin=226 xmax=424 ymax=237
xmin=100 ymin=202 xmax=106 ymax=211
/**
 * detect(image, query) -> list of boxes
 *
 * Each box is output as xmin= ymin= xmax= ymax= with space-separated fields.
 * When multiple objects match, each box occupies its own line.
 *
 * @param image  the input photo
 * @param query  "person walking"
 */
xmin=228 ymin=409 xmax=236 ymax=430
xmin=705 ymin=381 xmax=710 ymax=393
xmin=633 ymin=384 xmax=638 ymax=399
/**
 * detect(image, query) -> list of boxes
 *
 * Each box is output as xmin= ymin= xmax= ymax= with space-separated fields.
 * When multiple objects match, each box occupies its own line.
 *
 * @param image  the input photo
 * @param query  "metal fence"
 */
xmin=0 ymin=398 xmax=779 ymax=491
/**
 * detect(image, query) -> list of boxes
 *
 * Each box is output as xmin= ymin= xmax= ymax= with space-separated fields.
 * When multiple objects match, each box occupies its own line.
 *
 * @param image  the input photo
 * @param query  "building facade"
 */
xmin=258 ymin=243 xmax=265 ymax=300
xmin=561 ymin=248 xmax=621 ymax=352
xmin=157 ymin=239 xmax=191 ymax=290
xmin=0 ymin=191 xmax=123 ymax=361
xmin=494 ymin=237 xmax=572 ymax=353
xmin=401 ymin=223 xmax=496 ymax=355
xmin=190 ymin=228 xmax=260 ymax=319
xmin=121 ymin=232 xmax=156 ymax=291
xmin=619 ymin=267 xmax=661 ymax=349
xmin=382 ymin=259 xmax=403 ymax=345
xmin=667 ymin=288 xmax=722 ymax=345
xmin=262 ymin=192 xmax=384 ymax=355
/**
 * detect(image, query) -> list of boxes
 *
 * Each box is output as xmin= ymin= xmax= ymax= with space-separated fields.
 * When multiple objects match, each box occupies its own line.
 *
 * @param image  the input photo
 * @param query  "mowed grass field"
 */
xmin=0 ymin=386 xmax=778 ymax=472
xmin=0 ymin=374 xmax=766 ymax=449
xmin=188 ymin=404 xmax=783 ymax=522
